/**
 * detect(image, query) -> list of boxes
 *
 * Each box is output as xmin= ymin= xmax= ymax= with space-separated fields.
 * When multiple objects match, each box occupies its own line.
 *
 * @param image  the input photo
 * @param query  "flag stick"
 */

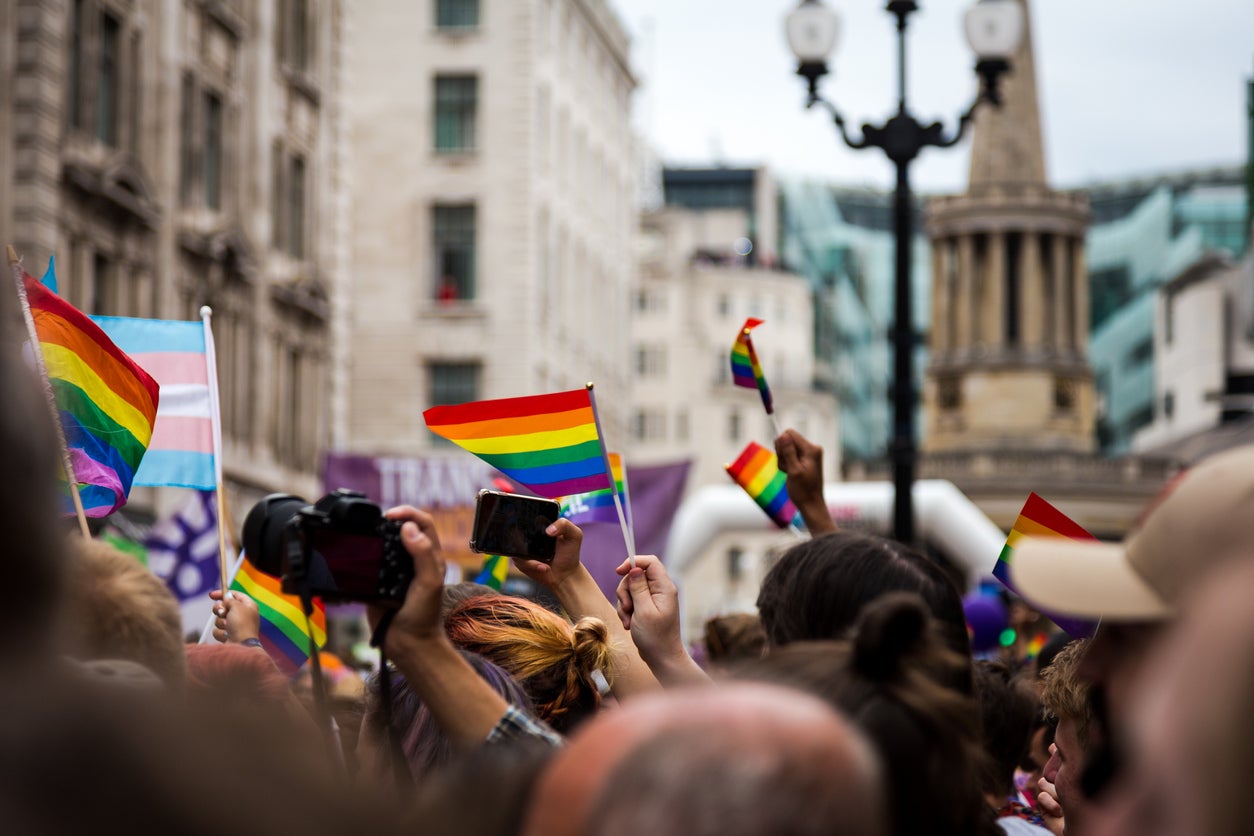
xmin=586 ymin=382 xmax=636 ymax=567
xmin=8 ymin=245 xmax=90 ymax=537
xmin=200 ymin=306 xmax=231 ymax=599
xmin=768 ymin=410 xmax=784 ymax=440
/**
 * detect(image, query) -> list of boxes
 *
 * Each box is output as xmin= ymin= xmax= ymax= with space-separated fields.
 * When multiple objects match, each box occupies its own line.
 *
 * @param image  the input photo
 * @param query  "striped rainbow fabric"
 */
xmin=423 ymin=388 xmax=612 ymax=498
xmin=560 ymin=451 xmax=630 ymax=526
xmin=726 ymin=441 xmax=801 ymax=529
xmin=730 ymin=317 xmax=773 ymax=413
xmin=92 ymin=316 xmax=215 ymax=489
xmin=473 ymin=554 xmax=510 ymax=590
xmin=230 ymin=556 xmax=327 ymax=674
xmin=996 ymin=492 xmax=1097 ymax=639
xmin=25 ymin=273 xmax=159 ymax=517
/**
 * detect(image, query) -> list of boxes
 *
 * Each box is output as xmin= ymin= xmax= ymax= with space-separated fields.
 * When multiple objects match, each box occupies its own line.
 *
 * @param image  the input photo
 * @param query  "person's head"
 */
xmin=185 ymin=644 xmax=293 ymax=709
xmin=362 ymin=650 xmax=531 ymax=782
xmin=973 ymin=660 xmax=1041 ymax=801
xmin=525 ymin=683 xmax=886 ymax=836
xmin=1091 ymin=560 xmax=1254 ymax=836
xmin=444 ymin=595 xmax=611 ymax=734
xmin=440 ymin=581 xmax=500 ymax=618
xmin=702 ymin=613 xmax=767 ymax=668
xmin=62 ymin=538 xmax=185 ymax=689
xmin=757 ymin=532 xmax=972 ymax=689
xmin=1039 ymin=639 xmax=1093 ymax=831
xmin=736 ymin=593 xmax=988 ymax=836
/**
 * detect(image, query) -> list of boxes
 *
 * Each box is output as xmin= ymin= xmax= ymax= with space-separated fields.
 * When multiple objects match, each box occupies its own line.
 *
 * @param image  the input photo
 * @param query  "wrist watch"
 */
xmin=240 ymin=637 xmax=264 ymax=649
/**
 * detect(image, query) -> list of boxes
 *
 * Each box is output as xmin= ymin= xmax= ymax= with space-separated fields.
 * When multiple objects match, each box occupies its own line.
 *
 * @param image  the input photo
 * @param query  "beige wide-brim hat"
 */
xmin=1012 ymin=444 xmax=1254 ymax=622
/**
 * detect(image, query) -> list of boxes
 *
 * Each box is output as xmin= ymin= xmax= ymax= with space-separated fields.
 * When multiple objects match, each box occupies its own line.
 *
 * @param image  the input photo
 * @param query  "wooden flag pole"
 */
xmin=8 ymin=245 xmax=91 ymax=537
xmin=585 ymin=382 xmax=636 ymax=567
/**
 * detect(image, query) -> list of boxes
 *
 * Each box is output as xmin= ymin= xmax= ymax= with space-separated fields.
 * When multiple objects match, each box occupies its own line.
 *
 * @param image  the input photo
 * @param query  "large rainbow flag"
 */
xmin=560 ymin=451 xmax=630 ymax=527
xmin=726 ymin=441 xmax=801 ymax=530
xmin=996 ymin=493 xmax=1097 ymax=639
xmin=230 ymin=556 xmax=327 ymax=674
xmin=24 ymin=273 xmax=160 ymax=517
xmin=423 ymin=388 xmax=612 ymax=499
xmin=92 ymin=316 xmax=215 ymax=489
xmin=730 ymin=317 xmax=773 ymax=414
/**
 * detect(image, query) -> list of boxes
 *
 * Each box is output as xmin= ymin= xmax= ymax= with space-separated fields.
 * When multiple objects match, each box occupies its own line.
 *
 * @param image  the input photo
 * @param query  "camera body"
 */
xmin=243 ymin=489 xmax=414 ymax=606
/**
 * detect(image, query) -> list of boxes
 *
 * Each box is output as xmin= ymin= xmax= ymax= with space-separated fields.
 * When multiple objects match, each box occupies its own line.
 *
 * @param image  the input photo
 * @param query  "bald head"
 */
xmin=525 ymin=683 xmax=884 ymax=836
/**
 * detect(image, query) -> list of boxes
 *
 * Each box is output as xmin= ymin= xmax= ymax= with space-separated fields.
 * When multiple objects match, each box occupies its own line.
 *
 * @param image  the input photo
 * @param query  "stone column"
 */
xmin=1052 ymin=233 xmax=1070 ymax=354
xmin=981 ymin=232 xmax=1005 ymax=349
xmin=954 ymin=234 xmax=974 ymax=351
xmin=1072 ymin=236 xmax=1089 ymax=355
xmin=931 ymin=236 xmax=950 ymax=353
xmin=1021 ymin=231 xmax=1044 ymax=348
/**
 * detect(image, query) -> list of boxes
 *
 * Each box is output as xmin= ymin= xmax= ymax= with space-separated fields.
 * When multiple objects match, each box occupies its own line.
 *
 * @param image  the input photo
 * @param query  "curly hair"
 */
xmin=1039 ymin=639 xmax=1091 ymax=745
xmin=444 ymin=595 xmax=613 ymax=734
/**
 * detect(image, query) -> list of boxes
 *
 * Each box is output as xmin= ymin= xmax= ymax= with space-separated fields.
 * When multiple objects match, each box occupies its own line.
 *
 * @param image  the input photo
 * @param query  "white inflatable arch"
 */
xmin=666 ymin=480 xmax=1006 ymax=590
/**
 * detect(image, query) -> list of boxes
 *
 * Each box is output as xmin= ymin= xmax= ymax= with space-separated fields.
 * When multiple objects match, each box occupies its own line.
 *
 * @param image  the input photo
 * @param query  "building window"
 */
xmin=726 ymin=547 xmax=744 ymax=583
xmin=436 ymin=0 xmax=479 ymax=29
xmin=1126 ymin=337 xmax=1154 ymax=368
xmin=179 ymin=74 xmax=196 ymax=205
xmin=97 ymin=12 xmax=121 ymax=145
xmin=675 ymin=410 xmax=689 ymax=442
xmin=635 ymin=345 xmax=666 ymax=377
xmin=433 ymin=204 xmax=476 ymax=301
xmin=939 ymin=376 xmax=962 ymax=411
xmin=728 ymin=408 xmax=741 ymax=442
xmin=631 ymin=410 xmax=665 ymax=442
xmin=1054 ymin=377 xmax=1075 ymax=412
xmin=279 ymin=0 xmax=313 ymax=72
xmin=203 ymin=91 xmax=223 ymax=210
xmin=70 ymin=0 xmax=85 ymax=130
xmin=429 ymin=362 xmax=480 ymax=409
xmin=434 ymin=75 xmax=478 ymax=152
xmin=288 ymin=154 xmax=306 ymax=258
xmin=1163 ymin=390 xmax=1175 ymax=420
xmin=1004 ymin=233 xmax=1021 ymax=346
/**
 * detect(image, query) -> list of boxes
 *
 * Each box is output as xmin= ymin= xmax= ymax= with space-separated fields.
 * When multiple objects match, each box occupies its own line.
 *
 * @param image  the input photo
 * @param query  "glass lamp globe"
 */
xmin=785 ymin=0 xmax=841 ymax=65
xmin=964 ymin=0 xmax=1025 ymax=60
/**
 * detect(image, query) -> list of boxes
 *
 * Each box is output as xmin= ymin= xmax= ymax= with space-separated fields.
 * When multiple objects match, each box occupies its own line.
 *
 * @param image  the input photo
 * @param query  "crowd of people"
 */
xmin=3 ymin=316 xmax=1254 ymax=836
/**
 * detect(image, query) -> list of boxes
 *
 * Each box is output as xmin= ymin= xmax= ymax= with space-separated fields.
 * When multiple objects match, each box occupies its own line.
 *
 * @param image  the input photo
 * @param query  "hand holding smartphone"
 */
xmin=469 ymin=489 xmax=561 ymax=562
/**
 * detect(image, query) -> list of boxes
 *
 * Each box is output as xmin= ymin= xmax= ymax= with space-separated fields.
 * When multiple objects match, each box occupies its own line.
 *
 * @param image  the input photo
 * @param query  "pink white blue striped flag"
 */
xmin=91 ymin=316 xmax=216 ymax=490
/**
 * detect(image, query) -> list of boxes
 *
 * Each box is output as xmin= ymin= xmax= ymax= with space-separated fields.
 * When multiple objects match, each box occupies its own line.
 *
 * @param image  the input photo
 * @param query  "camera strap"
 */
xmin=370 ymin=610 xmax=411 ymax=791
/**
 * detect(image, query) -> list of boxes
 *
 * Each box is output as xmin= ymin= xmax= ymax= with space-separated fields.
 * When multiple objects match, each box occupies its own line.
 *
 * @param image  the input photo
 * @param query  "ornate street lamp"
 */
xmin=786 ymin=0 xmax=1023 ymax=545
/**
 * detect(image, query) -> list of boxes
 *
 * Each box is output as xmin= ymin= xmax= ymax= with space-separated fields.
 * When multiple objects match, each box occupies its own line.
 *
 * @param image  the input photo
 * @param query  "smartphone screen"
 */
xmin=471 ymin=490 xmax=560 ymax=562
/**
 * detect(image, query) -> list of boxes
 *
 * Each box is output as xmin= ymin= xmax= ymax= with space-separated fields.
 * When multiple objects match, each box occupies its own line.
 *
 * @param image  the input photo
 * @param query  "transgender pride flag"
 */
xmin=91 ymin=315 xmax=216 ymax=490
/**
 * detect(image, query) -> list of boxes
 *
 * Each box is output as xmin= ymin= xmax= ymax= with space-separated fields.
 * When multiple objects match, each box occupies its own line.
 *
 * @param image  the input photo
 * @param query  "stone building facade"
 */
xmin=345 ymin=0 xmax=637 ymax=456
xmin=0 ymin=0 xmax=348 ymax=516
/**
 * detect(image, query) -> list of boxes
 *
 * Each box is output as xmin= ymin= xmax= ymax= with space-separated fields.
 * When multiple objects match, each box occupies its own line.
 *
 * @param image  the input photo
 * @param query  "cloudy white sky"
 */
xmin=609 ymin=0 xmax=1253 ymax=192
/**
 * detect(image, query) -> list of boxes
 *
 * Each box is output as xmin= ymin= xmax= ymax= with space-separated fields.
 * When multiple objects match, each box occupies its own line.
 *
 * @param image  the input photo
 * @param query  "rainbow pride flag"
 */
xmin=25 ymin=273 xmax=159 ymax=517
xmin=423 ymin=388 xmax=612 ymax=498
xmin=230 ymin=556 xmax=327 ymax=674
xmin=560 ymin=451 xmax=630 ymax=526
xmin=730 ymin=317 xmax=772 ymax=414
xmin=92 ymin=316 xmax=215 ymax=489
xmin=996 ymin=493 xmax=1097 ymax=639
xmin=473 ymin=554 xmax=510 ymax=590
xmin=726 ymin=441 xmax=801 ymax=529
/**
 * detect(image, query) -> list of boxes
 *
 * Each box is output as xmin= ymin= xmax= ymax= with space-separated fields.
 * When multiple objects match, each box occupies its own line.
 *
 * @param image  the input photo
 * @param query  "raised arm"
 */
xmin=512 ymin=518 xmax=661 ymax=699
xmin=615 ymin=554 xmax=710 ymax=688
xmin=776 ymin=428 xmax=836 ymax=535
xmin=370 ymin=506 xmax=557 ymax=746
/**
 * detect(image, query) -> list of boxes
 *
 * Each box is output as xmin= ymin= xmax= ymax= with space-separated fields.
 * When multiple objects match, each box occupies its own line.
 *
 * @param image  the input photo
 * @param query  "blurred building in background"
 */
xmin=635 ymin=166 xmax=838 ymax=633
xmin=0 ymin=0 xmax=348 ymax=517
xmin=345 ymin=0 xmax=638 ymax=458
xmin=1085 ymin=166 xmax=1249 ymax=452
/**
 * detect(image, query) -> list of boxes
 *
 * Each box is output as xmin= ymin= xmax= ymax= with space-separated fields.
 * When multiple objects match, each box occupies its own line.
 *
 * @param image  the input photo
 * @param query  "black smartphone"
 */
xmin=469 ymin=489 xmax=561 ymax=562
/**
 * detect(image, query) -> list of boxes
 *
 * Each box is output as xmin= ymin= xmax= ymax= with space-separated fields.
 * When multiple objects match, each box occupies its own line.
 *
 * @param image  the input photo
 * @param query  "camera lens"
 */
xmin=242 ymin=494 xmax=308 ymax=578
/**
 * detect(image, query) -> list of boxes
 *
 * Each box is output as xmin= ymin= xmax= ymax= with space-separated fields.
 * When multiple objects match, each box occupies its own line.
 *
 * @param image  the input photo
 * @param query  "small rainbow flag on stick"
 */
xmin=996 ymin=493 xmax=1097 ymax=639
xmin=560 ymin=451 xmax=631 ymax=528
xmin=726 ymin=441 xmax=802 ymax=530
xmin=473 ymin=554 xmax=510 ymax=591
xmin=731 ymin=317 xmax=773 ymax=414
xmin=230 ymin=556 xmax=327 ymax=674
xmin=423 ymin=388 xmax=612 ymax=499
xmin=21 ymin=269 xmax=160 ymax=518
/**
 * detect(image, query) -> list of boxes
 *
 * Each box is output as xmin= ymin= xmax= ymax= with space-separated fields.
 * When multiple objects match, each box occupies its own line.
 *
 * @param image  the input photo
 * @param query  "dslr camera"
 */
xmin=242 ymin=489 xmax=414 ymax=606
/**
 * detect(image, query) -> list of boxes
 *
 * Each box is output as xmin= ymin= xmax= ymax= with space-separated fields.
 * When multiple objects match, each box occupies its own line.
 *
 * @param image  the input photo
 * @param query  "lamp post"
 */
xmin=786 ymin=0 xmax=1023 ymax=545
